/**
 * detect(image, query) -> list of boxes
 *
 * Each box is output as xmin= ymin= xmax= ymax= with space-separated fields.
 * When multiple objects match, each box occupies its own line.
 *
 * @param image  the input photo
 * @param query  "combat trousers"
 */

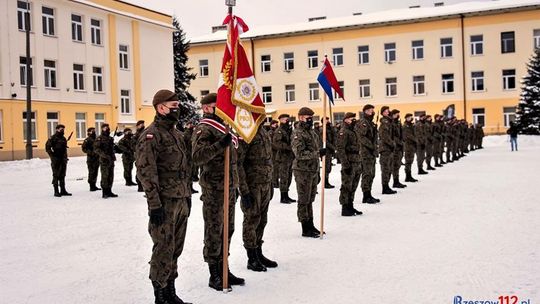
xmin=392 ymin=149 xmax=403 ymax=181
xmin=122 ymin=157 xmax=134 ymax=182
xmin=339 ymin=162 xmax=362 ymax=205
xmin=294 ymin=169 xmax=318 ymax=222
xmin=86 ymin=156 xmax=99 ymax=185
xmin=426 ymin=141 xmax=434 ymax=165
xmin=379 ymin=151 xmax=394 ymax=185
xmin=241 ymin=183 xmax=271 ymax=249
xmin=324 ymin=153 xmax=333 ymax=182
xmin=416 ymin=146 xmax=426 ymax=169
xmin=50 ymin=157 xmax=67 ymax=185
xmin=278 ymin=158 xmax=293 ymax=192
xmin=99 ymin=159 xmax=115 ymax=189
xmin=404 ymin=148 xmax=415 ymax=174
xmin=360 ymin=156 xmax=376 ymax=192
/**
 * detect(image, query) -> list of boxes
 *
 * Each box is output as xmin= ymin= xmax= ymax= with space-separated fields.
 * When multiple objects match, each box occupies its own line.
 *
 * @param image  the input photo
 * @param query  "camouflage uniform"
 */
xmin=444 ymin=121 xmax=454 ymax=162
xmin=317 ymin=123 xmax=336 ymax=186
xmin=392 ymin=118 xmax=405 ymax=184
xmin=337 ymin=121 xmax=361 ymax=205
xmin=272 ymin=123 xmax=294 ymax=193
xmin=432 ymin=119 xmax=444 ymax=165
xmin=378 ymin=116 xmax=395 ymax=187
xmin=81 ymin=132 xmax=100 ymax=189
xmin=192 ymin=114 xmax=239 ymax=264
xmin=403 ymin=120 xmax=417 ymax=176
xmin=94 ymin=131 xmax=116 ymax=191
xmin=415 ymin=120 xmax=427 ymax=171
xmin=476 ymin=125 xmax=484 ymax=148
xmin=268 ymin=126 xmax=279 ymax=188
xmin=356 ymin=115 xmax=378 ymax=193
xmin=135 ymin=114 xmax=191 ymax=288
xmin=425 ymin=120 xmax=434 ymax=168
xmin=45 ymin=131 xmax=69 ymax=192
xmin=117 ymin=134 xmax=136 ymax=184
xmin=182 ymin=126 xmax=195 ymax=191
xmin=134 ymin=125 xmax=145 ymax=192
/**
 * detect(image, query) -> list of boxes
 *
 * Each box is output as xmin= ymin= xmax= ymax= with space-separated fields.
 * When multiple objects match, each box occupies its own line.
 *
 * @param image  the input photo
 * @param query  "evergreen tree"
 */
xmin=173 ymin=16 xmax=199 ymax=127
xmin=515 ymin=47 xmax=540 ymax=134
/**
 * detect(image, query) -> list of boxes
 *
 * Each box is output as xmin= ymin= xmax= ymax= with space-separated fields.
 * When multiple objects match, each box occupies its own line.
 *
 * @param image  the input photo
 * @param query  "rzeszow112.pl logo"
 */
xmin=453 ymin=295 xmax=532 ymax=304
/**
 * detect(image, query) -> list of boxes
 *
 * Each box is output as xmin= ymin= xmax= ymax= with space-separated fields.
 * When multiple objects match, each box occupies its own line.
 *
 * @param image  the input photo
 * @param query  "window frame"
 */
xmin=502 ymin=69 xmax=516 ymax=90
xmin=501 ymin=31 xmax=515 ymax=54
xmin=95 ymin=113 xmax=105 ymax=136
xmin=120 ymin=90 xmax=131 ymax=114
xmin=283 ymin=52 xmax=294 ymax=71
xmin=384 ymin=43 xmax=396 ymax=63
xmin=385 ymin=77 xmax=397 ymax=97
xmin=307 ymin=50 xmax=318 ymax=69
xmin=75 ymin=112 xmax=86 ymax=140
xmin=119 ymin=44 xmax=129 ymax=70
xmin=73 ymin=64 xmax=85 ymax=91
xmin=22 ymin=111 xmax=37 ymax=141
xmin=92 ymin=66 xmax=103 ymax=93
xmin=285 ymin=84 xmax=295 ymax=103
xmin=42 ymin=6 xmax=55 ymax=36
xmin=199 ymin=59 xmax=209 ymax=77
xmin=309 ymin=83 xmax=320 ymax=101
xmin=471 ymin=71 xmax=485 ymax=92
xmin=262 ymin=86 xmax=272 ymax=104
xmin=413 ymin=75 xmax=425 ymax=96
xmin=44 ymin=59 xmax=57 ymax=89
xmin=440 ymin=37 xmax=453 ymax=58
xmin=470 ymin=35 xmax=483 ymax=56
xmin=358 ymin=45 xmax=370 ymax=64
xmin=503 ymin=107 xmax=516 ymax=128
xmin=472 ymin=108 xmax=485 ymax=127
xmin=90 ymin=18 xmax=102 ymax=45
xmin=71 ymin=14 xmax=84 ymax=42
xmin=442 ymin=73 xmax=455 ymax=94
xmin=261 ymin=54 xmax=271 ymax=73
xmin=19 ymin=56 xmax=33 ymax=87
xmin=46 ymin=112 xmax=59 ymax=137
xmin=534 ymin=29 xmax=540 ymax=49
xmin=359 ymin=79 xmax=371 ymax=98
xmin=411 ymin=40 xmax=424 ymax=60
xmin=332 ymin=47 xmax=344 ymax=66
xmin=17 ymin=1 xmax=31 ymax=32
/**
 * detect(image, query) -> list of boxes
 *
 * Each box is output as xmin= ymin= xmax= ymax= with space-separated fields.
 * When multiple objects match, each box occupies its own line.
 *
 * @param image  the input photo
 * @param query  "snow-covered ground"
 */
xmin=1 ymin=135 xmax=539 ymax=304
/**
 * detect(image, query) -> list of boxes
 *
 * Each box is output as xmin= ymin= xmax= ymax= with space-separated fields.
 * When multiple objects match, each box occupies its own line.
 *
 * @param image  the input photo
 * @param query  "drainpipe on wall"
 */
xmin=250 ymin=38 xmax=255 ymax=77
xmin=460 ymin=14 xmax=467 ymax=121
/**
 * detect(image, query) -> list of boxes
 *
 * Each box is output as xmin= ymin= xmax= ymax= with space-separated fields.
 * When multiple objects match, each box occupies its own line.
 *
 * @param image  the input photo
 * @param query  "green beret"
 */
xmin=153 ymin=89 xmax=178 ymax=107
xmin=380 ymin=106 xmax=390 ymax=114
xmin=390 ymin=109 xmax=400 ymax=115
xmin=363 ymin=104 xmax=374 ymax=111
xmin=344 ymin=112 xmax=356 ymax=119
xmin=278 ymin=114 xmax=290 ymax=119
xmin=200 ymin=93 xmax=217 ymax=105
xmin=298 ymin=107 xmax=314 ymax=116
xmin=405 ymin=113 xmax=413 ymax=118
xmin=123 ymin=128 xmax=132 ymax=133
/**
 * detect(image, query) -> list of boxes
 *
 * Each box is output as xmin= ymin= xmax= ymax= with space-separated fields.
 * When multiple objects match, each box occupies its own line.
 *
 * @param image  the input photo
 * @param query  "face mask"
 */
xmin=58 ymin=130 xmax=65 ymax=135
xmin=305 ymin=117 xmax=313 ymax=129
xmin=88 ymin=131 xmax=96 ymax=138
xmin=102 ymin=129 xmax=110 ymax=136
xmin=165 ymin=106 xmax=180 ymax=121
xmin=125 ymin=133 xmax=133 ymax=138
xmin=350 ymin=119 xmax=357 ymax=126
xmin=137 ymin=126 xmax=144 ymax=132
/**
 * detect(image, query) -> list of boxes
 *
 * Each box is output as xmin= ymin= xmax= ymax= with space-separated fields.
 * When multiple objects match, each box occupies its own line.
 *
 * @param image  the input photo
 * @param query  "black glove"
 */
xmin=186 ymin=197 xmax=192 ymax=217
xmin=149 ymin=207 xmax=165 ymax=226
xmin=344 ymin=166 xmax=353 ymax=175
xmin=319 ymin=148 xmax=327 ymax=157
xmin=219 ymin=133 xmax=232 ymax=148
xmin=241 ymin=193 xmax=254 ymax=209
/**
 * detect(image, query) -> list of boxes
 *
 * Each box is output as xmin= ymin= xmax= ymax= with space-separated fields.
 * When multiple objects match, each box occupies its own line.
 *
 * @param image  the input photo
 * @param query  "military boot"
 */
xmin=349 ymin=198 xmax=363 ymax=215
xmin=301 ymin=221 xmax=319 ymax=238
xmin=152 ymin=281 xmax=172 ymax=304
xmin=107 ymin=188 xmax=118 ymax=198
xmin=257 ymin=246 xmax=278 ymax=268
xmin=165 ymin=280 xmax=191 ymax=304
xmin=246 ymin=248 xmax=267 ymax=272
xmin=341 ymin=204 xmax=356 ymax=216
xmin=89 ymin=183 xmax=101 ymax=191
xmin=418 ymin=166 xmax=428 ymax=175
xmin=382 ymin=184 xmax=397 ymax=195
xmin=392 ymin=179 xmax=407 ymax=188
xmin=125 ymin=180 xmax=137 ymax=186
xmin=59 ymin=180 xmax=72 ymax=196
xmin=280 ymin=192 xmax=291 ymax=204
xmin=369 ymin=191 xmax=381 ymax=203
xmin=324 ymin=181 xmax=335 ymax=189
xmin=208 ymin=263 xmax=230 ymax=291
xmin=309 ymin=219 xmax=324 ymax=236
xmin=53 ymin=184 xmax=61 ymax=197
xmin=404 ymin=172 xmax=418 ymax=183
xmin=427 ymin=163 xmax=436 ymax=170
xmin=362 ymin=191 xmax=377 ymax=204
xmin=226 ymin=265 xmax=245 ymax=286
xmin=435 ymin=159 xmax=442 ymax=168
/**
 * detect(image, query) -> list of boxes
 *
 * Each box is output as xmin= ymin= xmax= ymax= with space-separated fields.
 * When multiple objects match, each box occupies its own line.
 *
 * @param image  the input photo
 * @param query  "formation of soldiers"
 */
xmin=44 ymin=90 xmax=485 ymax=304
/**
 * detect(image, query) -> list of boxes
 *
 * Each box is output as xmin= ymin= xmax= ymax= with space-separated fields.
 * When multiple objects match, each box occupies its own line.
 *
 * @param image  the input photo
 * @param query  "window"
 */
xmin=0 ymin=110 xmax=3 ymax=142
xmin=501 ymin=32 xmax=515 ymax=53
xmin=71 ymin=14 xmax=83 ymax=42
xmin=95 ymin=113 xmax=105 ymax=135
xmin=285 ymin=84 xmax=295 ymax=103
xmin=44 ymin=60 xmax=57 ymax=88
xmin=333 ymin=112 xmax=345 ymax=123
xmin=19 ymin=57 xmax=33 ymax=87
xmin=90 ymin=19 xmax=102 ymax=45
xmin=333 ymin=81 xmax=344 ymax=100
xmin=308 ymin=50 xmax=318 ymax=69
xmin=92 ymin=67 xmax=103 ymax=92
xmin=384 ymin=43 xmax=396 ymax=63
xmin=42 ymin=6 xmax=55 ymax=36
xmin=261 ymin=55 xmax=271 ymax=72
xmin=440 ymin=38 xmax=453 ymax=58
xmin=470 ymin=35 xmax=483 ymax=55
xmin=47 ymin=112 xmax=59 ymax=137
xmin=471 ymin=71 xmax=484 ymax=92
xmin=199 ymin=59 xmax=208 ymax=77
xmin=75 ymin=113 xmax=86 ymax=139
xmin=442 ymin=74 xmax=454 ymax=93
xmin=309 ymin=83 xmax=320 ymax=101
xmin=412 ymin=40 xmax=424 ymax=60
xmin=534 ymin=29 xmax=540 ymax=49
xmin=502 ymin=69 xmax=516 ymax=90
xmin=413 ymin=75 xmax=425 ymax=95
xmin=17 ymin=1 xmax=31 ymax=31
xmin=503 ymin=107 xmax=516 ymax=127
xmin=262 ymin=86 xmax=272 ymax=104
xmin=284 ymin=52 xmax=294 ymax=71
xmin=22 ymin=111 xmax=37 ymax=141
xmin=332 ymin=48 xmax=343 ymax=66
xmin=119 ymin=45 xmax=129 ymax=69
xmin=120 ymin=90 xmax=131 ymax=114
xmin=385 ymin=77 xmax=397 ymax=97
xmin=359 ymin=79 xmax=370 ymax=98
xmin=358 ymin=45 xmax=369 ymax=64
xmin=73 ymin=64 xmax=85 ymax=91
xmin=472 ymin=108 xmax=485 ymax=127
xmin=200 ymin=90 xmax=209 ymax=99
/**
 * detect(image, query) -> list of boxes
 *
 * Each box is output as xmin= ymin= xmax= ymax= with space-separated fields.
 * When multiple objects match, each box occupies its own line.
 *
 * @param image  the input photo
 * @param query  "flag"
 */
xmin=216 ymin=14 xmax=265 ymax=143
xmin=317 ymin=58 xmax=344 ymax=105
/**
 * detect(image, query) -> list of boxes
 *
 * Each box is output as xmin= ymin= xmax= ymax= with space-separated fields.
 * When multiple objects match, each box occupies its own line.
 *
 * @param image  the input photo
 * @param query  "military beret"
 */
xmin=405 ymin=113 xmax=413 ymax=118
xmin=380 ymin=106 xmax=390 ymax=114
xmin=320 ymin=116 xmax=330 ymax=123
xmin=419 ymin=114 xmax=426 ymax=118
xmin=390 ymin=109 xmax=400 ymax=115
xmin=271 ymin=120 xmax=278 ymax=124
xmin=87 ymin=127 xmax=95 ymax=132
xmin=136 ymin=120 xmax=145 ymax=126
xmin=200 ymin=93 xmax=217 ymax=105
xmin=344 ymin=112 xmax=356 ymax=119
xmin=298 ymin=107 xmax=314 ymax=116
xmin=123 ymin=128 xmax=132 ymax=133
xmin=278 ymin=114 xmax=290 ymax=119
xmin=434 ymin=114 xmax=440 ymax=118
xmin=152 ymin=89 xmax=178 ymax=107
xmin=56 ymin=124 xmax=65 ymax=129
xmin=363 ymin=104 xmax=375 ymax=111
xmin=101 ymin=123 xmax=110 ymax=129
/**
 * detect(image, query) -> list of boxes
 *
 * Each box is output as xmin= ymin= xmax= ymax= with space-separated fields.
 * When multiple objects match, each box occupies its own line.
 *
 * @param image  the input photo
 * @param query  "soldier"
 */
xmin=45 ymin=124 xmax=72 ymax=197
xmin=318 ymin=117 xmax=336 ymax=189
xmin=402 ymin=114 xmax=418 ymax=182
xmin=391 ymin=109 xmax=407 ymax=188
xmin=268 ymin=120 xmax=279 ymax=189
xmin=425 ymin=115 xmax=436 ymax=170
xmin=237 ymin=125 xmax=278 ymax=272
xmin=336 ymin=112 xmax=363 ymax=216
xmin=378 ymin=106 xmax=397 ymax=195
xmin=432 ymin=115 xmax=444 ymax=167
xmin=415 ymin=114 xmax=429 ymax=175
xmin=476 ymin=124 xmax=485 ymax=149
xmin=117 ymin=128 xmax=137 ymax=186
xmin=444 ymin=118 xmax=454 ymax=163
xmin=451 ymin=118 xmax=461 ymax=161
xmin=81 ymin=127 xmax=101 ymax=191
xmin=134 ymin=120 xmax=145 ymax=192
xmin=192 ymin=93 xmax=244 ymax=291
xmin=182 ymin=121 xmax=198 ymax=194
xmin=272 ymin=114 xmax=296 ymax=204
xmin=136 ymin=89 xmax=192 ymax=304
xmin=94 ymin=123 xmax=118 ymax=198
xmin=291 ymin=107 xmax=325 ymax=238
xmin=356 ymin=104 xmax=380 ymax=204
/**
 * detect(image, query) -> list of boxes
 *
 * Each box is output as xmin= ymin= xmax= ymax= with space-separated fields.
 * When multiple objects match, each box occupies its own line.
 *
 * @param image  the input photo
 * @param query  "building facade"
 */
xmin=187 ymin=0 xmax=540 ymax=134
xmin=0 ymin=0 xmax=174 ymax=160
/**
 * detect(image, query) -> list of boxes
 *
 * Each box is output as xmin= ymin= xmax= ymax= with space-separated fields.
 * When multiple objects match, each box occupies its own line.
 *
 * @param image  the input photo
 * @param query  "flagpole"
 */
xmin=320 ymin=78 xmax=327 ymax=240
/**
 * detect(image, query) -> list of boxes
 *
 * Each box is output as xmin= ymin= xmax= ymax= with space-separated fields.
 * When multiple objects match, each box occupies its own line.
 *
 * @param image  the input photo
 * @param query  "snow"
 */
xmin=190 ymin=0 xmax=540 ymax=43
xmin=1 ymin=135 xmax=539 ymax=304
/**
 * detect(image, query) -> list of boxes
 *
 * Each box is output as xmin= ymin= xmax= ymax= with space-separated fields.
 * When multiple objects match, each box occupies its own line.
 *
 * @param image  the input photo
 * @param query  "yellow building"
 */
xmin=187 ymin=0 xmax=540 ymax=134
xmin=0 ymin=0 xmax=174 ymax=160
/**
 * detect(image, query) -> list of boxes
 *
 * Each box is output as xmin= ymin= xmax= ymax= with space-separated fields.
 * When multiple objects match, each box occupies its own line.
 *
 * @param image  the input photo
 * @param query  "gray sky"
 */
xmin=130 ymin=0 xmax=492 ymax=38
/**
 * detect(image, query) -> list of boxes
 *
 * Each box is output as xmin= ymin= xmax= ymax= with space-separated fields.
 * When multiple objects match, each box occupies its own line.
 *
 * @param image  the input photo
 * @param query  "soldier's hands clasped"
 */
xmin=219 ymin=133 xmax=233 ymax=147
xmin=149 ymin=207 xmax=165 ymax=226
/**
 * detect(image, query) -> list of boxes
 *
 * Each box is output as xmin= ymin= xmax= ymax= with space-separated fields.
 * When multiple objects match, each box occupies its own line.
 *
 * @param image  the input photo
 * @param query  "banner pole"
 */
xmin=320 ymin=91 xmax=327 ymax=239
xmin=222 ymin=127 xmax=230 ymax=292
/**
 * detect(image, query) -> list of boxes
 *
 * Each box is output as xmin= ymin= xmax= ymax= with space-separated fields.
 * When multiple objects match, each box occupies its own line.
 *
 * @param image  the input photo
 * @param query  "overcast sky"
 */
xmin=130 ymin=0 xmax=493 ymax=38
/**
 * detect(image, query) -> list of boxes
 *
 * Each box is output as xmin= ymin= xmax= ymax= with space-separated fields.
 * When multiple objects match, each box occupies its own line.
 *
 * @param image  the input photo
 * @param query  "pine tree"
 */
xmin=515 ymin=47 xmax=540 ymax=134
xmin=173 ymin=16 xmax=200 ymax=127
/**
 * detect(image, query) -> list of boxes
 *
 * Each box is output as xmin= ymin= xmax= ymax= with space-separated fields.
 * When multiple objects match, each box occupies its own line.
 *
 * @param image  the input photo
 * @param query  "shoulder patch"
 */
xmin=363 ymin=123 xmax=367 ymax=127
xmin=146 ymin=133 xmax=154 ymax=140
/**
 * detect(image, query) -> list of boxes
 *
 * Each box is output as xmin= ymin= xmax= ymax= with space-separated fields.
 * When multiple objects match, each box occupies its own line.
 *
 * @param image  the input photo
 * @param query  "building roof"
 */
xmin=190 ymin=0 xmax=540 ymax=44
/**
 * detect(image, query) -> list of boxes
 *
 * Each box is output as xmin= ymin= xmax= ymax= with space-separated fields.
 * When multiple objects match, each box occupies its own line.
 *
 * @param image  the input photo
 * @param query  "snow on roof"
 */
xmin=190 ymin=0 xmax=540 ymax=44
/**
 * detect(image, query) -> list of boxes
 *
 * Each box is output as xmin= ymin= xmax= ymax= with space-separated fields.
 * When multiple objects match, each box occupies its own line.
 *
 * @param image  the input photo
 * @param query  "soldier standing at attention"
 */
xmin=356 ymin=104 xmax=380 ymax=204
xmin=192 ymin=93 xmax=245 ymax=291
xmin=318 ymin=117 xmax=336 ymax=189
xmin=402 ymin=114 xmax=418 ymax=183
xmin=336 ymin=112 xmax=363 ymax=216
xmin=378 ymin=106 xmax=397 ymax=195
xmin=444 ymin=118 xmax=454 ymax=163
xmin=390 ymin=109 xmax=407 ymax=189
xmin=292 ymin=107 xmax=325 ymax=238
xmin=136 ymin=89 xmax=192 ymax=304
xmin=268 ymin=120 xmax=279 ymax=189
xmin=82 ymin=127 xmax=101 ymax=191
xmin=182 ymin=121 xmax=198 ymax=194
xmin=237 ymin=125 xmax=278 ymax=272
xmin=134 ymin=120 xmax=145 ymax=192
xmin=45 ymin=124 xmax=72 ymax=197
xmin=415 ymin=114 xmax=429 ymax=175
xmin=94 ymin=123 xmax=118 ymax=198
xmin=117 ymin=128 xmax=137 ymax=186
xmin=272 ymin=114 xmax=296 ymax=204
xmin=425 ymin=115 xmax=436 ymax=171
xmin=432 ymin=114 xmax=444 ymax=167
